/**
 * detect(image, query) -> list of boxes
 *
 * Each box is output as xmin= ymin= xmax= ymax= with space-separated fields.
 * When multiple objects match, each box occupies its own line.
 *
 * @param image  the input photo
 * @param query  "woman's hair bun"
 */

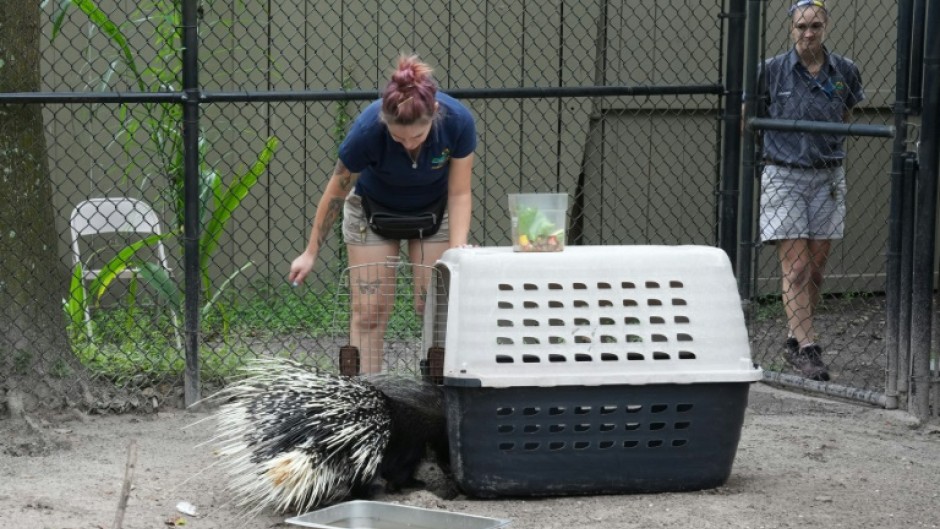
xmin=381 ymin=54 xmax=437 ymax=125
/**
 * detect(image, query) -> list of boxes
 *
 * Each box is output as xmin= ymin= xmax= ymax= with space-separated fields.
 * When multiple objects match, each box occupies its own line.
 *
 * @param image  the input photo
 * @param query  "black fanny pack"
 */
xmin=360 ymin=193 xmax=447 ymax=240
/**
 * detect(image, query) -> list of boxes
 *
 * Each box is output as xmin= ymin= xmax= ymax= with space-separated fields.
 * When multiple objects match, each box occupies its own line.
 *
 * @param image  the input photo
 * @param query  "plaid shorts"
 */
xmin=342 ymin=190 xmax=450 ymax=245
xmin=759 ymin=164 xmax=846 ymax=242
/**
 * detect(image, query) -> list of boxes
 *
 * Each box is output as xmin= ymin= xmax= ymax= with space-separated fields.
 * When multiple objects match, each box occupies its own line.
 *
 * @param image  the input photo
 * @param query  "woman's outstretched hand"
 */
xmin=288 ymin=251 xmax=316 ymax=286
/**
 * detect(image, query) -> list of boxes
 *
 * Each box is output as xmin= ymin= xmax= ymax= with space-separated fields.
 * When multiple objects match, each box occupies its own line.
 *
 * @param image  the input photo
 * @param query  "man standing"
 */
xmin=757 ymin=0 xmax=865 ymax=381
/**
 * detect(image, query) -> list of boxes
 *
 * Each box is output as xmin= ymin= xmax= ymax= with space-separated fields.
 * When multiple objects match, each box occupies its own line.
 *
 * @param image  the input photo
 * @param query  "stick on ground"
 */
xmin=113 ymin=439 xmax=138 ymax=529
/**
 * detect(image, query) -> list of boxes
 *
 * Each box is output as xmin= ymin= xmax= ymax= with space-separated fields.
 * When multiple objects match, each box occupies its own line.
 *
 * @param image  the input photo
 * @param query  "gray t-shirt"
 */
xmin=757 ymin=47 xmax=865 ymax=167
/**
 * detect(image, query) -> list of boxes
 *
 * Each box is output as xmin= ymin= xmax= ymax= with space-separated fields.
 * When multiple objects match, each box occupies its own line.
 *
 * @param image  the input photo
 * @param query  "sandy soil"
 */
xmin=1 ymin=383 xmax=939 ymax=529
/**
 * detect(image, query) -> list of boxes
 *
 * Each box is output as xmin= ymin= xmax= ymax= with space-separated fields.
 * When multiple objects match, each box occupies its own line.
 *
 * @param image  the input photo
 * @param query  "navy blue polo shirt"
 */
xmin=757 ymin=47 xmax=864 ymax=167
xmin=339 ymin=92 xmax=477 ymax=211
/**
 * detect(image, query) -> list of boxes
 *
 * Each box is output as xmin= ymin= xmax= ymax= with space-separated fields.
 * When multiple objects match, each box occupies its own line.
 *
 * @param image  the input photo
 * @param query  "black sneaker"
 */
xmin=784 ymin=343 xmax=830 ymax=382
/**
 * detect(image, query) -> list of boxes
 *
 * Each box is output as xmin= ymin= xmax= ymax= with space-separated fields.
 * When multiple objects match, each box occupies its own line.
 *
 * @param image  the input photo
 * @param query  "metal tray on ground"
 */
xmin=285 ymin=500 xmax=511 ymax=529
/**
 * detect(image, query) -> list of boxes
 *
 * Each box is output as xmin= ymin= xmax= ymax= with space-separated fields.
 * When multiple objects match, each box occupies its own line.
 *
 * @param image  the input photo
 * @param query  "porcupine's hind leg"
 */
xmin=345 ymin=401 xmax=429 ymax=497
xmin=427 ymin=422 xmax=459 ymax=499
xmin=380 ymin=431 xmax=431 ymax=492
xmin=365 ymin=374 xmax=451 ymax=493
xmin=349 ymin=474 xmax=387 ymax=499
xmin=380 ymin=411 xmax=458 ymax=497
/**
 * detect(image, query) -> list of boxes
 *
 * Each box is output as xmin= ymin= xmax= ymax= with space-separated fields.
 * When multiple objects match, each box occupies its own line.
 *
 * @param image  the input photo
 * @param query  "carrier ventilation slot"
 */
xmin=492 ymin=278 xmax=699 ymax=365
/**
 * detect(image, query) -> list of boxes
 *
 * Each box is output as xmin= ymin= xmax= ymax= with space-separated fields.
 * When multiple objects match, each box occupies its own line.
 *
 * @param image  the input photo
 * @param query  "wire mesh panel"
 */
xmin=330 ymin=258 xmax=443 ymax=376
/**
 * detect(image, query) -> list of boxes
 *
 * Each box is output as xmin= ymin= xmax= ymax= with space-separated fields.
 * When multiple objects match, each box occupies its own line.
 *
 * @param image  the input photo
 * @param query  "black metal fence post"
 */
xmin=910 ymin=0 xmax=940 ymax=419
xmin=908 ymin=0 xmax=927 ymax=114
xmin=885 ymin=0 xmax=914 ymax=409
xmin=737 ymin=0 xmax=764 ymax=301
xmin=898 ymin=153 xmax=918 ymax=397
xmin=719 ymin=0 xmax=747 ymax=272
xmin=182 ymin=0 xmax=202 ymax=406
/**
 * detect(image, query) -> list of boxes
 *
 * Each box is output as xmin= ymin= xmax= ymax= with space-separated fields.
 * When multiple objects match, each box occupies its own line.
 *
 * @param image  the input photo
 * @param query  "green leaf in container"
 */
xmin=518 ymin=206 xmax=559 ymax=240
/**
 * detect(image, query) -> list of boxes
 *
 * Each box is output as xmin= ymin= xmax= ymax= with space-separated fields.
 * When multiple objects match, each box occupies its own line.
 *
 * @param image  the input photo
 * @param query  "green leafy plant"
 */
xmin=54 ymin=0 xmax=279 ymax=343
xmin=63 ymin=231 xmax=179 ymax=343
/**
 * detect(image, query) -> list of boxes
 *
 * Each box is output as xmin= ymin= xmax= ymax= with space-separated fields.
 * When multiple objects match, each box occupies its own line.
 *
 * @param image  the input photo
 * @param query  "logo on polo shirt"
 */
xmin=431 ymin=148 xmax=451 ymax=170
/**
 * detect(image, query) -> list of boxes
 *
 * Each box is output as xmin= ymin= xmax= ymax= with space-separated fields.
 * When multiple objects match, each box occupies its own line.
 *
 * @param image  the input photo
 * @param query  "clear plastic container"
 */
xmin=508 ymin=193 xmax=568 ymax=252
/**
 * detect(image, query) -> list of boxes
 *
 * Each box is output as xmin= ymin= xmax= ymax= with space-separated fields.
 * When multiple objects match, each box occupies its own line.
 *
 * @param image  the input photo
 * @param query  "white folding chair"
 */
xmin=69 ymin=197 xmax=181 ymax=347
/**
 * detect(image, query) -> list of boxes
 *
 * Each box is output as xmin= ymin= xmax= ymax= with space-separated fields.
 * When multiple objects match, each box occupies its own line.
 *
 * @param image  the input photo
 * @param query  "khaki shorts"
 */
xmin=759 ymin=164 xmax=846 ymax=242
xmin=342 ymin=191 xmax=450 ymax=245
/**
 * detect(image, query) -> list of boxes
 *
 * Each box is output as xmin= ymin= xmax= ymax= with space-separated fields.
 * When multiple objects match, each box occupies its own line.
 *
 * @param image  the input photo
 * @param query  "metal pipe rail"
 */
xmin=747 ymin=117 xmax=896 ymax=138
xmin=0 ymin=92 xmax=182 ymax=104
xmin=203 ymin=85 xmax=725 ymax=102
xmin=762 ymin=371 xmax=888 ymax=408
xmin=0 ymin=84 xmax=725 ymax=106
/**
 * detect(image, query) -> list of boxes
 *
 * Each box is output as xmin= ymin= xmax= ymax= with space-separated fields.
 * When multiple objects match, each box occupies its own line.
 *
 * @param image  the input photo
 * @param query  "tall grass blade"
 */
xmin=201 ymin=262 xmax=255 ymax=319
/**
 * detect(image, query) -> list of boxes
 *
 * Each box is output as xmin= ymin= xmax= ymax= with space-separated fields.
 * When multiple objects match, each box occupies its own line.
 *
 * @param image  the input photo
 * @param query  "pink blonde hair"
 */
xmin=381 ymin=54 xmax=438 ymax=125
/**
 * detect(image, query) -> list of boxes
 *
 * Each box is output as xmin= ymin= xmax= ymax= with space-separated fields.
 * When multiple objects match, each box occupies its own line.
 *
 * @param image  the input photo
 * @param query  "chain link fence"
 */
xmin=743 ymin=1 xmax=931 ymax=414
xmin=1 ymin=0 xmax=935 ymax=416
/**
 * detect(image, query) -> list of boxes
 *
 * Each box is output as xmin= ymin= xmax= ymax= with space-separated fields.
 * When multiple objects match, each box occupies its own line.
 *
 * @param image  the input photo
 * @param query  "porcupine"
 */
xmin=209 ymin=357 xmax=449 ymax=516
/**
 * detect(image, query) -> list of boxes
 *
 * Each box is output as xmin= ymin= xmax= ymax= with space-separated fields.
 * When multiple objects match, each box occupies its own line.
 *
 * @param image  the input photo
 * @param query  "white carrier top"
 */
xmin=424 ymin=245 xmax=762 ymax=387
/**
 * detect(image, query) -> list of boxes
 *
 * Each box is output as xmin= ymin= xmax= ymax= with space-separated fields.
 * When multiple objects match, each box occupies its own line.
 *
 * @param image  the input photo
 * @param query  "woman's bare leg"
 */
xmin=347 ymin=241 xmax=399 ymax=374
xmin=778 ymin=238 xmax=832 ymax=347
xmin=407 ymin=239 xmax=450 ymax=315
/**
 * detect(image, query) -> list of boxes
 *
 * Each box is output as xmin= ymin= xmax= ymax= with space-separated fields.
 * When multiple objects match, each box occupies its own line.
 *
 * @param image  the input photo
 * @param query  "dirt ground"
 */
xmin=1 ymin=382 xmax=939 ymax=529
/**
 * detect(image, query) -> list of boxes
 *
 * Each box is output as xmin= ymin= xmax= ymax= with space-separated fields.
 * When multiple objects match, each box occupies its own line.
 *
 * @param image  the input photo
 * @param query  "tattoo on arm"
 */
xmin=334 ymin=160 xmax=353 ymax=192
xmin=316 ymin=198 xmax=344 ymax=247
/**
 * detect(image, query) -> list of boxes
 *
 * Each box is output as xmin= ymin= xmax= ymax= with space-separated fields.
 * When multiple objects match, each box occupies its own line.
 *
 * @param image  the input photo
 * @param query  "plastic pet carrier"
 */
xmin=421 ymin=245 xmax=762 ymax=497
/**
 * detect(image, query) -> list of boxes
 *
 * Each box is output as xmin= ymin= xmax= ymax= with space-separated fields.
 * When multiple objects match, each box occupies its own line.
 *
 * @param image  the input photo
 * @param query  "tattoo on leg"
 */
xmin=356 ymin=278 xmax=382 ymax=295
